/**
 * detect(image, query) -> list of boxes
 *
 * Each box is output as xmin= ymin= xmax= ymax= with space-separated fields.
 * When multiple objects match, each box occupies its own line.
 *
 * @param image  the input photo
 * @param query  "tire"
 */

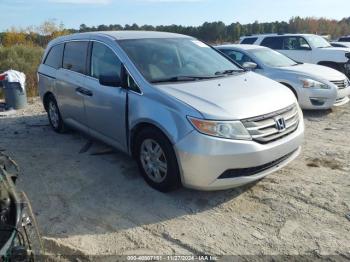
xmin=135 ymin=127 xmax=181 ymax=192
xmin=46 ymin=95 xmax=67 ymax=133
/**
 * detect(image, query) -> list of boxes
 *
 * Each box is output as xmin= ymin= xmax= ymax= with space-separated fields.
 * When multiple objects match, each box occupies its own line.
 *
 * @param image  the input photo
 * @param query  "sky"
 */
xmin=0 ymin=0 xmax=349 ymax=31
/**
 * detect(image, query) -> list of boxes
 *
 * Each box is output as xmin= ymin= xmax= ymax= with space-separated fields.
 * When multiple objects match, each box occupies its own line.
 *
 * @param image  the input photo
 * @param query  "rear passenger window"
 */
xmin=261 ymin=37 xmax=283 ymax=50
xmin=63 ymin=41 xmax=88 ymax=74
xmin=44 ymin=44 xmax=64 ymax=69
xmin=90 ymin=42 xmax=122 ymax=80
xmin=241 ymin=37 xmax=258 ymax=44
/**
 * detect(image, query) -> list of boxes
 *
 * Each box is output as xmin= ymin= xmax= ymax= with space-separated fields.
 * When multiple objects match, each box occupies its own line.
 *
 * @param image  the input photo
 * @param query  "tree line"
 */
xmin=78 ymin=16 xmax=350 ymax=43
xmin=76 ymin=17 xmax=350 ymax=43
xmin=1 ymin=16 xmax=350 ymax=48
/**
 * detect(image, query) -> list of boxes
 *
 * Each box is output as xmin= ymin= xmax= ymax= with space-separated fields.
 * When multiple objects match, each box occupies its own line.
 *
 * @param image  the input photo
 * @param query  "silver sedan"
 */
xmin=216 ymin=44 xmax=350 ymax=109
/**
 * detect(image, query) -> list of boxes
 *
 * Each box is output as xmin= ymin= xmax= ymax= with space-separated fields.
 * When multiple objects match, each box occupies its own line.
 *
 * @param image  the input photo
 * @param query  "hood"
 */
xmin=322 ymin=46 xmax=350 ymax=52
xmin=318 ymin=47 xmax=350 ymax=61
xmin=154 ymin=72 xmax=296 ymax=120
xmin=280 ymin=63 xmax=347 ymax=81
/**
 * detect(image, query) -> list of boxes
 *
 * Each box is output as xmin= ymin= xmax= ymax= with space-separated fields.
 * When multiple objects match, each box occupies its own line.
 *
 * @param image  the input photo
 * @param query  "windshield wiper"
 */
xmin=214 ymin=69 xmax=244 ymax=76
xmin=150 ymin=75 xmax=218 ymax=83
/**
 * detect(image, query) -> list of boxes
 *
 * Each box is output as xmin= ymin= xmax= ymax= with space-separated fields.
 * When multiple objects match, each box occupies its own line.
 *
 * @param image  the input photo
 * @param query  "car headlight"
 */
xmin=187 ymin=117 xmax=251 ymax=140
xmin=300 ymin=78 xmax=330 ymax=89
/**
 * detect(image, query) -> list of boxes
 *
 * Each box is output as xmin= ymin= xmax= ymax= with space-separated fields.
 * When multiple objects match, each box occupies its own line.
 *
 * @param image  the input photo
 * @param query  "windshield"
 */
xmin=251 ymin=48 xmax=298 ymax=67
xmin=118 ymin=38 xmax=241 ymax=83
xmin=306 ymin=35 xmax=331 ymax=48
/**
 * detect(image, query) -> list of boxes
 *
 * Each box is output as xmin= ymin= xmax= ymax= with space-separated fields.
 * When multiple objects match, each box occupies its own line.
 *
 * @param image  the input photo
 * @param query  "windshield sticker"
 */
xmin=192 ymin=40 xmax=209 ymax=48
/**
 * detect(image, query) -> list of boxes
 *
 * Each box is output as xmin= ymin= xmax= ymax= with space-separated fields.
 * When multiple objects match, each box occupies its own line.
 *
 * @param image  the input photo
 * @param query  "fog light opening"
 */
xmin=310 ymin=98 xmax=326 ymax=106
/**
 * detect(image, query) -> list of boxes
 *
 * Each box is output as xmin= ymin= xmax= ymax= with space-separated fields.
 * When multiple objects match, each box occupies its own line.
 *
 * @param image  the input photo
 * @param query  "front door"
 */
xmin=84 ymin=41 xmax=127 ymax=151
xmin=279 ymin=36 xmax=312 ymax=63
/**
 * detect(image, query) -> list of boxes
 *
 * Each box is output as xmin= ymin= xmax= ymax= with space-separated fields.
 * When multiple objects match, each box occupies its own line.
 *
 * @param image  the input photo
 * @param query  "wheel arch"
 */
xmin=129 ymin=121 xmax=174 ymax=158
xmin=279 ymin=82 xmax=298 ymax=100
xmin=317 ymin=61 xmax=343 ymax=71
xmin=318 ymin=61 xmax=339 ymax=65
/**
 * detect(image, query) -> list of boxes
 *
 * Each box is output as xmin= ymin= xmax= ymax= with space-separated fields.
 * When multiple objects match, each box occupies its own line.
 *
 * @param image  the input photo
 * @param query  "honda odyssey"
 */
xmin=38 ymin=31 xmax=304 ymax=192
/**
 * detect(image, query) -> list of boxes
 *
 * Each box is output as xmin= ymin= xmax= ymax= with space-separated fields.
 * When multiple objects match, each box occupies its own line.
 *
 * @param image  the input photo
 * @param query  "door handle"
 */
xmin=76 ymin=87 xmax=93 ymax=97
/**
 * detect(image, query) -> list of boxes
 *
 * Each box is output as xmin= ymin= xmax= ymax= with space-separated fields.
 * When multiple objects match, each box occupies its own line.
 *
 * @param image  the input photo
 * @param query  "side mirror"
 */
xmin=299 ymin=46 xmax=311 ymax=51
xmin=243 ymin=62 xmax=258 ymax=70
xmin=99 ymin=74 xmax=121 ymax=87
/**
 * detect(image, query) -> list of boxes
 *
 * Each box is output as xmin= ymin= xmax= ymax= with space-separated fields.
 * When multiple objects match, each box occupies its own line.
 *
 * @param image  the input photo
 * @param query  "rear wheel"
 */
xmin=135 ymin=128 xmax=181 ymax=192
xmin=46 ymin=95 xmax=67 ymax=133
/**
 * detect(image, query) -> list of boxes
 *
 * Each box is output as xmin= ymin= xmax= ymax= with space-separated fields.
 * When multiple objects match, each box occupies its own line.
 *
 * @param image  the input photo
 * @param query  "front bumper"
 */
xmin=174 ymin=117 xmax=304 ymax=191
xmin=298 ymin=86 xmax=350 ymax=109
xmin=334 ymin=86 xmax=350 ymax=106
xmin=344 ymin=61 xmax=350 ymax=77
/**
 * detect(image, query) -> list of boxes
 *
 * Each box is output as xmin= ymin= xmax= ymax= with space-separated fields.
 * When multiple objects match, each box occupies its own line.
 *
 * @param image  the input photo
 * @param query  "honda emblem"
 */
xmin=275 ymin=117 xmax=286 ymax=132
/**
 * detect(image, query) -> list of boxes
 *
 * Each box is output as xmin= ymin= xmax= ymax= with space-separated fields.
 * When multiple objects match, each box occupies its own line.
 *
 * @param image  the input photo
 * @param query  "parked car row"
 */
xmin=216 ymin=44 xmax=350 ymax=109
xmin=337 ymin=35 xmax=350 ymax=42
xmin=330 ymin=42 xmax=350 ymax=48
xmin=37 ymin=31 xmax=348 ymax=193
xmin=239 ymin=33 xmax=350 ymax=78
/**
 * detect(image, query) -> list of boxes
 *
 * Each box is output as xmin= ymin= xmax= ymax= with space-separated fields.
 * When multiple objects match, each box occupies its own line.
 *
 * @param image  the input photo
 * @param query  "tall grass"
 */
xmin=0 ymin=45 xmax=44 ymax=97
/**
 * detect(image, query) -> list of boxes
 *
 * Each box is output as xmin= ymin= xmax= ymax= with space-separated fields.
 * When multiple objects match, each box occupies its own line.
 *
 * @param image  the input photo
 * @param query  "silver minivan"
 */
xmin=38 ymin=31 xmax=304 ymax=192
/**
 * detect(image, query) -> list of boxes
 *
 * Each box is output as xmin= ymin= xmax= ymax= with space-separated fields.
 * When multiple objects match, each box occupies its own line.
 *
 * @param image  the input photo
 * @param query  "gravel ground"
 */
xmin=0 ymin=97 xmax=349 ymax=261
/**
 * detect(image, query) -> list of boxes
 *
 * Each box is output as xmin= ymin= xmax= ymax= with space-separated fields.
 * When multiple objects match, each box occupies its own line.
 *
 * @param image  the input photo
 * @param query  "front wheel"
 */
xmin=135 ymin=128 xmax=181 ymax=192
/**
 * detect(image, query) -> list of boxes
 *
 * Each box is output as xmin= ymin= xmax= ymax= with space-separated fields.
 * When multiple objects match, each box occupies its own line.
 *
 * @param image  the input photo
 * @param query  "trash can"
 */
xmin=0 ymin=70 xmax=27 ymax=110
xmin=3 ymin=81 xmax=27 ymax=110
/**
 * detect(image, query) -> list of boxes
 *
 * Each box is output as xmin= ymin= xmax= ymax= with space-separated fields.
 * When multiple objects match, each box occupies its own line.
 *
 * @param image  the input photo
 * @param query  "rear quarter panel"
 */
xmin=37 ymin=64 xmax=57 ymax=101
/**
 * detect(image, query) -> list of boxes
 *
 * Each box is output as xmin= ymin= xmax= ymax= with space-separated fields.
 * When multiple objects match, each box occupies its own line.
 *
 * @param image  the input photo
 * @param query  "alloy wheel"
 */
xmin=48 ymin=101 xmax=59 ymax=129
xmin=140 ymin=139 xmax=168 ymax=183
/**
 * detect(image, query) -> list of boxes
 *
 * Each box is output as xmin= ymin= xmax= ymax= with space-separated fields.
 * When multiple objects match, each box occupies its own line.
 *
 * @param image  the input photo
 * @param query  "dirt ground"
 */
xmin=0 ymin=97 xmax=349 ymax=260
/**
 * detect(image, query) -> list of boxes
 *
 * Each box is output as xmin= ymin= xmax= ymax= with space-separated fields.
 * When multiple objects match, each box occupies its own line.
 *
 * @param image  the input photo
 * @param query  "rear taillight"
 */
xmin=0 ymin=74 xmax=6 ymax=81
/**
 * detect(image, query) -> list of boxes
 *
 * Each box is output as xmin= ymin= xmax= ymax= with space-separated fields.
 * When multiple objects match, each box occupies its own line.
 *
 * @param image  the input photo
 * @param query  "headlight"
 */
xmin=187 ymin=117 xmax=251 ymax=140
xmin=300 ymin=78 xmax=330 ymax=89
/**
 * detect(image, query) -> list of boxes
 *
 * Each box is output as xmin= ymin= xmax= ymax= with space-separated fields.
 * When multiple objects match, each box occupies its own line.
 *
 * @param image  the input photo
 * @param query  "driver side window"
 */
xmin=222 ymin=50 xmax=253 ymax=66
xmin=91 ymin=42 xmax=122 ymax=80
xmin=283 ymin=37 xmax=311 ymax=51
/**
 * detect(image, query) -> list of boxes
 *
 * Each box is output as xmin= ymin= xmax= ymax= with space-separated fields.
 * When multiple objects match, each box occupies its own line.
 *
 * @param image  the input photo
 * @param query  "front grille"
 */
xmin=330 ymin=79 xmax=349 ymax=90
xmin=242 ymin=104 xmax=299 ymax=144
xmin=219 ymin=149 xmax=297 ymax=179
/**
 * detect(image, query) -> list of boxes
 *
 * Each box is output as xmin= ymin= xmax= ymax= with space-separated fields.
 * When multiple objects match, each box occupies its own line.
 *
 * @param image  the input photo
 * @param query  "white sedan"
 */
xmin=216 ymin=44 xmax=350 ymax=109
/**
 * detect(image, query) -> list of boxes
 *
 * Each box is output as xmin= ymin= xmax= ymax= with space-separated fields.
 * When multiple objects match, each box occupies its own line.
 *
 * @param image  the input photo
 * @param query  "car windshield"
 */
xmin=306 ymin=35 xmax=331 ymax=48
xmin=118 ymin=38 xmax=242 ymax=83
xmin=250 ymin=48 xmax=298 ymax=67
